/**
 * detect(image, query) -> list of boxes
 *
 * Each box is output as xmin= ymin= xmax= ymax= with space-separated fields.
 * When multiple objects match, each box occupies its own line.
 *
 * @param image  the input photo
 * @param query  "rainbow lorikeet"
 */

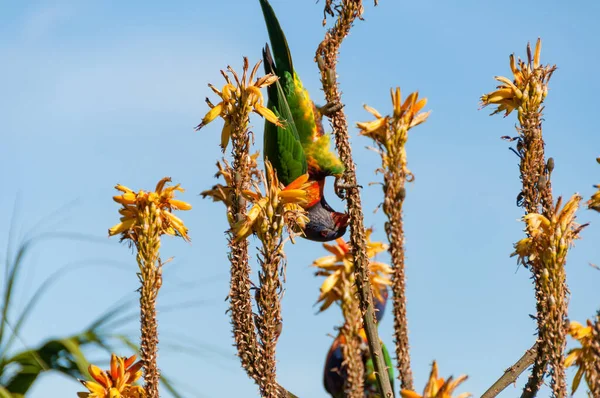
xmin=323 ymin=287 xmax=394 ymax=397
xmin=259 ymin=0 xmax=349 ymax=242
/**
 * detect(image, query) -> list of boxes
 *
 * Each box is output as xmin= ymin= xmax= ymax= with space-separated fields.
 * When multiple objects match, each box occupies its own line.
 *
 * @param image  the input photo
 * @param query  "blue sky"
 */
xmin=1 ymin=0 xmax=600 ymax=397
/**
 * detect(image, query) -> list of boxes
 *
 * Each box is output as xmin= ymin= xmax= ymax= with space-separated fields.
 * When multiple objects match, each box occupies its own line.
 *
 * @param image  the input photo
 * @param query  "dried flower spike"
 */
xmin=109 ymin=177 xmax=190 ymax=397
xmin=357 ymin=87 xmax=429 ymax=390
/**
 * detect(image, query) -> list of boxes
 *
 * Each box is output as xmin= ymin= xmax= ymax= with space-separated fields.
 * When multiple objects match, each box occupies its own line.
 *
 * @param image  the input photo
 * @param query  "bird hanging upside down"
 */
xmin=259 ymin=0 xmax=349 ymax=242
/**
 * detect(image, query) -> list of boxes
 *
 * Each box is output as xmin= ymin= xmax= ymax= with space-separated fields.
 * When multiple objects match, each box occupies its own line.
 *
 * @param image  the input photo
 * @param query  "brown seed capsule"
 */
xmin=537 ymin=175 xmax=547 ymax=191
xmin=316 ymin=54 xmax=325 ymax=71
xmin=397 ymin=187 xmax=406 ymax=202
xmin=326 ymin=69 xmax=336 ymax=86
xmin=547 ymin=157 xmax=555 ymax=173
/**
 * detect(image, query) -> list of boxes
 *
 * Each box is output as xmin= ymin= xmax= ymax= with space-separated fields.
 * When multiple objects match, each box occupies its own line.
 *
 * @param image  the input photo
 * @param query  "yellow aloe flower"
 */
xmin=108 ymin=177 xmax=191 ymax=242
xmin=565 ymin=320 xmax=598 ymax=395
xmin=313 ymin=229 xmax=392 ymax=312
xmin=357 ymin=87 xmax=430 ymax=147
xmin=196 ymin=57 xmax=282 ymax=151
xmin=480 ymin=38 xmax=555 ymax=121
xmin=588 ymin=157 xmax=600 ymax=212
xmin=400 ymin=361 xmax=471 ymax=398
xmin=357 ymin=87 xmax=429 ymax=183
xmin=78 ymin=354 xmax=145 ymax=398
xmin=233 ymin=161 xmax=310 ymax=242
xmin=511 ymin=194 xmax=583 ymax=266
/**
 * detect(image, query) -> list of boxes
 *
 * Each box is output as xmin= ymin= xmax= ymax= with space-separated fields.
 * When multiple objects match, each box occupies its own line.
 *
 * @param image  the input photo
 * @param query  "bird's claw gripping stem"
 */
xmin=334 ymin=176 xmax=362 ymax=200
xmin=319 ymin=101 xmax=344 ymax=117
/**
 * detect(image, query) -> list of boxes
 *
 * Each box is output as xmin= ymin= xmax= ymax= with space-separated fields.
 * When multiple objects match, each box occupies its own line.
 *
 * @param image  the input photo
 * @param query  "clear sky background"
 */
xmin=2 ymin=1 xmax=600 ymax=397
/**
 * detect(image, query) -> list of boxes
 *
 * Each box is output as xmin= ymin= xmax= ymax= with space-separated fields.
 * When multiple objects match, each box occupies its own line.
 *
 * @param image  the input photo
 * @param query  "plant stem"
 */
xmin=481 ymin=343 xmax=537 ymax=398
xmin=136 ymin=205 xmax=162 ymax=398
xmin=383 ymin=176 xmax=413 ymax=390
xmin=255 ymin=232 xmax=283 ymax=398
xmin=228 ymin=101 xmax=262 ymax=386
xmin=517 ymin=109 xmax=567 ymax=398
xmin=316 ymin=2 xmax=394 ymax=397
xmin=341 ymin=293 xmax=365 ymax=397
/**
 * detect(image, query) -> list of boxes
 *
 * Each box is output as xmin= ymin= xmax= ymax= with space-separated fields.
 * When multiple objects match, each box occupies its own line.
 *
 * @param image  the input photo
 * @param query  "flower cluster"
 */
xmin=108 ymin=177 xmax=191 ymax=243
xmin=400 ymin=361 xmax=470 ymax=398
xmin=511 ymin=194 xmax=584 ymax=268
xmin=480 ymin=38 xmax=556 ymax=123
xmin=78 ymin=354 xmax=144 ymax=398
xmin=357 ymin=88 xmax=429 ymax=176
xmin=236 ymin=161 xmax=311 ymax=243
xmin=203 ymin=160 xmax=311 ymax=243
xmin=313 ymin=229 xmax=392 ymax=312
xmin=565 ymin=320 xmax=600 ymax=395
xmin=196 ymin=58 xmax=282 ymax=151
xmin=588 ymin=157 xmax=600 ymax=212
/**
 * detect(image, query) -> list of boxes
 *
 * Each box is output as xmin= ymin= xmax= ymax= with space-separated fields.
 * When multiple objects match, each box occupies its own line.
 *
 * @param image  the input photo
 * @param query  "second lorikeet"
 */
xmin=323 ymin=329 xmax=395 ymax=398
xmin=258 ymin=0 xmax=349 ymax=242
xmin=323 ymin=286 xmax=393 ymax=397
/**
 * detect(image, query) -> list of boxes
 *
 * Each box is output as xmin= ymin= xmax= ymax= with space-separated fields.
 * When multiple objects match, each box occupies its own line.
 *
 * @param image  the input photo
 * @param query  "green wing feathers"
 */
xmin=260 ymin=0 xmax=344 ymax=179
xmin=259 ymin=0 xmax=293 ymax=77
xmin=262 ymin=46 xmax=307 ymax=186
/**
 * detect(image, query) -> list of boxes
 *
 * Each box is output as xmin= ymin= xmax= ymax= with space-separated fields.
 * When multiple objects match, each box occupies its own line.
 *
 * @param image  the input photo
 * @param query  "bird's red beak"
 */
xmin=332 ymin=212 xmax=349 ymax=228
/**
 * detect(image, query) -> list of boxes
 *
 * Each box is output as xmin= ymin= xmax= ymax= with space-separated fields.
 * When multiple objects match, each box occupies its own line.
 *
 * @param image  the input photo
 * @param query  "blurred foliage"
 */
xmin=0 ymin=209 xmax=184 ymax=397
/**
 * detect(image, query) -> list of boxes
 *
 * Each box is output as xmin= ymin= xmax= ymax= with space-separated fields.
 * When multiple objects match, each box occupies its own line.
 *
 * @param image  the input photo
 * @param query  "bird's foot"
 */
xmin=319 ymin=101 xmax=344 ymax=117
xmin=334 ymin=176 xmax=362 ymax=199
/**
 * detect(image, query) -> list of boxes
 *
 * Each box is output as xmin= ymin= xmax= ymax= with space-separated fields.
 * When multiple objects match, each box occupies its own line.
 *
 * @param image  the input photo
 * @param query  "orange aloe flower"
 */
xmin=400 ymin=361 xmax=471 ymax=398
xmin=234 ymin=161 xmax=310 ymax=242
xmin=313 ymin=229 xmax=392 ymax=312
xmin=78 ymin=354 xmax=145 ymax=398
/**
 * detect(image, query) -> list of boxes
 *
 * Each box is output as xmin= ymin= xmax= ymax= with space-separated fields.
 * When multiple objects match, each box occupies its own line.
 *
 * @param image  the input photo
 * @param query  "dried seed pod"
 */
xmin=397 ymin=187 xmax=406 ymax=202
xmin=326 ymin=68 xmax=336 ymax=86
xmin=316 ymin=54 xmax=325 ymax=71
xmin=537 ymin=175 xmax=547 ymax=191
xmin=546 ymin=157 xmax=555 ymax=174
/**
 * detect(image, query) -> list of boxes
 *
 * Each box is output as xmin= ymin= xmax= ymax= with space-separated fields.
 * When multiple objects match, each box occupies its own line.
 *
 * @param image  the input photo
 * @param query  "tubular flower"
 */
xmin=588 ymin=157 xmax=600 ymax=212
xmin=233 ymin=160 xmax=310 ymax=243
xmin=480 ymin=38 xmax=556 ymax=123
xmin=511 ymin=194 xmax=584 ymax=267
xmin=357 ymin=88 xmax=429 ymax=177
xmin=195 ymin=57 xmax=282 ymax=151
xmin=565 ymin=320 xmax=599 ymax=395
xmin=400 ymin=361 xmax=471 ymax=398
xmin=108 ymin=177 xmax=191 ymax=242
xmin=77 ymin=354 xmax=145 ymax=398
xmin=313 ymin=229 xmax=392 ymax=312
